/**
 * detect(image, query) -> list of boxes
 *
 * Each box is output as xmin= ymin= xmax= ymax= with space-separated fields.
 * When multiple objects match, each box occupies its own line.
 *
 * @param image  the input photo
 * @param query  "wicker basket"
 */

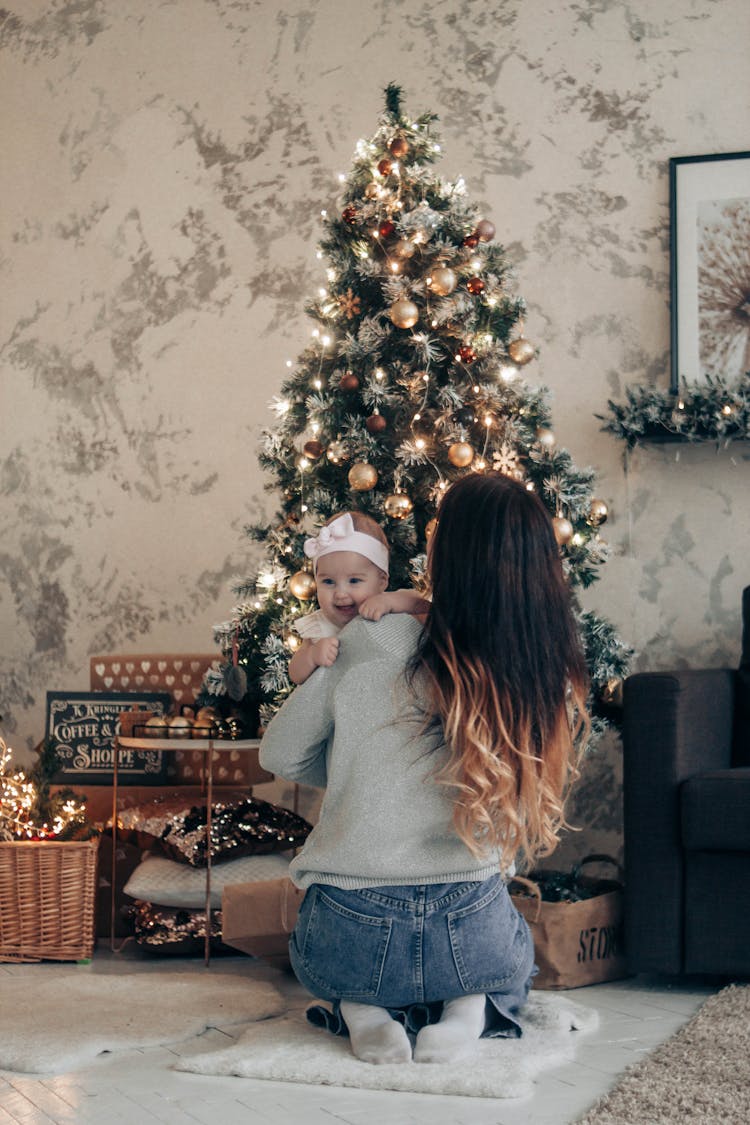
xmin=0 ymin=838 xmax=99 ymax=963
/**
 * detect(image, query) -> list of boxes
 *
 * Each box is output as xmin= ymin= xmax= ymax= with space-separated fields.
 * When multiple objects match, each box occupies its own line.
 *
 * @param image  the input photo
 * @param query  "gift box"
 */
xmin=222 ymin=876 xmax=304 ymax=967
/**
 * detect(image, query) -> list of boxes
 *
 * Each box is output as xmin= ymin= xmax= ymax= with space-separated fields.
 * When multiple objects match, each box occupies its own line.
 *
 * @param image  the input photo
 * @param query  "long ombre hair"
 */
xmin=412 ymin=472 xmax=590 ymax=871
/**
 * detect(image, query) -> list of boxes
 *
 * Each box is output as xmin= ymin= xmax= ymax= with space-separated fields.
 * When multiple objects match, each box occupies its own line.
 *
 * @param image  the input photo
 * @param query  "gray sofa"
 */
xmin=622 ymin=586 xmax=750 ymax=977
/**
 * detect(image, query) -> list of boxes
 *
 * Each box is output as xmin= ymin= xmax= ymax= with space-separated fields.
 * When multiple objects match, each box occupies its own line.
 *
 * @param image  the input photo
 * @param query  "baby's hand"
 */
xmin=358 ymin=593 xmax=392 ymax=621
xmin=312 ymin=636 xmax=340 ymax=667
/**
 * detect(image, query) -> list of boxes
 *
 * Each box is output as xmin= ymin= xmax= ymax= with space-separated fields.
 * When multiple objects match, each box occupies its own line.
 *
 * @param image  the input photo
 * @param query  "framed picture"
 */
xmin=669 ymin=151 xmax=750 ymax=392
xmin=45 ymin=691 xmax=171 ymax=785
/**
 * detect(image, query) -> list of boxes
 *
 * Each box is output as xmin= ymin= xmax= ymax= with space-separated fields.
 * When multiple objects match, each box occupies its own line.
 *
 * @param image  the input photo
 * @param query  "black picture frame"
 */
xmin=669 ymin=151 xmax=750 ymax=393
xmin=45 ymin=690 xmax=171 ymax=785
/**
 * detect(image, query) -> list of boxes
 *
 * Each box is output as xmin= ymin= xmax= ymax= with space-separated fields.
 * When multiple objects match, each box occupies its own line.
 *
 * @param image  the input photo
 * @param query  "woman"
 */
xmin=260 ymin=472 xmax=589 ymax=1065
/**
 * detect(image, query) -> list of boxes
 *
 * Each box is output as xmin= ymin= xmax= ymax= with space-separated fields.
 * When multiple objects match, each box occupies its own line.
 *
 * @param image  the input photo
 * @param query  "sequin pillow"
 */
xmin=123 ymin=851 xmax=291 ymax=909
xmin=116 ymin=795 xmax=311 ymax=866
xmin=131 ymin=901 xmax=224 ymax=955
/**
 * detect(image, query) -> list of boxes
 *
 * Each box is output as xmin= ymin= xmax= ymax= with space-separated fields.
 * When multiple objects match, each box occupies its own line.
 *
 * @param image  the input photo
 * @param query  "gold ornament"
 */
xmin=168 ymin=714 xmax=194 ymax=739
xmin=588 ymin=498 xmax=609 ymax=526
xmin=327 ymin=439 xmax=347 ymax=463
xmin=553 ymin=516 xmax=574 ymax=545
xmin=389 ymin=136 xmax=409 ymax=158
xmin=384 ymin=491 xmax=413 ymax=519
xmin=425 ymin=517 xmax=438 ymax=540
xmin=475 ymin=219 xmax=496 ymax=242
xmin=348 ymin=461 xmax=378 ymax=491
xmin=429 ymin=267 xmax=457 ymax=296
xmin=448 ymin=441 xmax=474 ymax=468
xmin=364 ymin=182 xmax=379 ymax=199
xmin=303 ymin=439 xmax=323 ymax=460
xmin=145 ymin=715 xmax=168 ymax=736
xmin=289 ymin=570 xmax=316 ymax=600
xmin=389 ymin=298 xmax=419 ymax=329
xmin=536 ymin=427 xmax=556 ymax=449
xmin=508 ymin=337 xmax=536 ymax=365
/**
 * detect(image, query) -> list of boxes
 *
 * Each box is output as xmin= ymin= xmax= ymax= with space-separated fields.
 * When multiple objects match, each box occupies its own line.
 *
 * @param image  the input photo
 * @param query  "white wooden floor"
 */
xmin=0 ymin=949 xmax=717 ymax=1125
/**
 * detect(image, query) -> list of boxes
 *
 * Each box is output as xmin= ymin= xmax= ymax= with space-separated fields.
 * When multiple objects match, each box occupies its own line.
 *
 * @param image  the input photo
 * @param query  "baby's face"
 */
xmin=315 ymin=550 xmax=388 ymax=630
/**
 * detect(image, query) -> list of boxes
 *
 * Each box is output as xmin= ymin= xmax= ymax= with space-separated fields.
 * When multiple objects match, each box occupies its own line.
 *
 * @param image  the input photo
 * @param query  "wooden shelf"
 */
xmin=117 ymin=736 xmax=261 ymax=752
xmin=111 ymin=735 xmax=267 ymax=965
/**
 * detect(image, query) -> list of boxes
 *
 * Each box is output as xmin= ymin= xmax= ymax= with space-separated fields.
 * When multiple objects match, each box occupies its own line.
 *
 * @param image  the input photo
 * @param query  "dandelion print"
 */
xmin=697 ymin=197 xmax=750 ymax=380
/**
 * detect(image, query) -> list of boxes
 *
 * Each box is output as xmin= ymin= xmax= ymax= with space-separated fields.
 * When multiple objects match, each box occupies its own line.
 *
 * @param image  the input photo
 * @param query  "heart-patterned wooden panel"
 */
xmin=89 ymin=654 xmax=254 ymax=784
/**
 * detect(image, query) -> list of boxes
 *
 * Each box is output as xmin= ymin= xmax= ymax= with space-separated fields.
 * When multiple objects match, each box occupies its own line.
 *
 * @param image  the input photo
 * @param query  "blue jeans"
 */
xmin=289 ymin=875 xmax=535 ymax=1038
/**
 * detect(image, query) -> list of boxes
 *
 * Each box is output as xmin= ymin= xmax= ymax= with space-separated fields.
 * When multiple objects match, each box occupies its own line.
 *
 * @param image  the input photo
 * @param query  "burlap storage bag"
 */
xmin=510 ymin=854 xmax=627 ymax=989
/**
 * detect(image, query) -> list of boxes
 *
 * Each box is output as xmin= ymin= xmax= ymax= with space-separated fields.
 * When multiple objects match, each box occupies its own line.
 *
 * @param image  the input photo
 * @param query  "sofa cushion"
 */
xmin=681 ymin=768 xmax=750 ymax=851
xmin=733 ymin=586 xmax=750 ymax=767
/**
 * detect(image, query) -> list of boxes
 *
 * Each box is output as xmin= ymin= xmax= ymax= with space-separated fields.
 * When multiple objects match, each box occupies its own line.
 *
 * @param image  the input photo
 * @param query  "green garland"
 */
xmin=600 ymin=372 xmax=750 ymax=448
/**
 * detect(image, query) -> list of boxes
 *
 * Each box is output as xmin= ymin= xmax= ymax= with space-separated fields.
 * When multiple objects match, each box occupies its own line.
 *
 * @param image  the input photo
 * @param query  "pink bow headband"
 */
xmin=304 ymin=513 xmax=389 ymax=576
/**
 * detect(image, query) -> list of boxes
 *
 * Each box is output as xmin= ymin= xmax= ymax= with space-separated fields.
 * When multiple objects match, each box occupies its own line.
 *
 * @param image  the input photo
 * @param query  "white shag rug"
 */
xmin=0 ymin=970 xmax=285 ymax=1075
xmin=177 ymin=991 xmax=599 ymax=1099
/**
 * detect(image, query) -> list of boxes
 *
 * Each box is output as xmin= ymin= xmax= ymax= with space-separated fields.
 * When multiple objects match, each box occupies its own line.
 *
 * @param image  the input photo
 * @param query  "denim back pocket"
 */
xmin=447 ymin=878 xmax=531 ymax=992
xmin=298 ymin=886 xmax=393 ymax=1001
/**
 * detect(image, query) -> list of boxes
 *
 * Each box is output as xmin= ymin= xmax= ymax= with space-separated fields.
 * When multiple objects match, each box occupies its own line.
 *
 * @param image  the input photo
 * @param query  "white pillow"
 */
xmin=123 ymin=851 xmax=291 ymax=909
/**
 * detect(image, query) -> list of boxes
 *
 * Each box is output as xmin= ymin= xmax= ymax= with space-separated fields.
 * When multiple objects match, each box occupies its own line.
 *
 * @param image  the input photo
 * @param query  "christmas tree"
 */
xmin=202 ymin=85 xmax=630 ymax=738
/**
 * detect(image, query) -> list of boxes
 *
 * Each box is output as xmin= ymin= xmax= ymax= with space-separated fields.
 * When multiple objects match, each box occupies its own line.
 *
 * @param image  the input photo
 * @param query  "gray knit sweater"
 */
xmin=259 ymin=613 xmax=501 ymax=890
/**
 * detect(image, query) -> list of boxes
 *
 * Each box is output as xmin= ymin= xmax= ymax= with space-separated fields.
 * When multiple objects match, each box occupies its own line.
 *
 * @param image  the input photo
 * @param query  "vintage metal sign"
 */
xmin=45 ymin=691 xmax=170 ymax=784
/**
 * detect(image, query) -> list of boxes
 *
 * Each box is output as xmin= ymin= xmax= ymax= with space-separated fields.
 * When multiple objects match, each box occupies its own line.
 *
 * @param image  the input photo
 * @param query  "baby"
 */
xmin=288 ymin=511 xmax=429 ymax=685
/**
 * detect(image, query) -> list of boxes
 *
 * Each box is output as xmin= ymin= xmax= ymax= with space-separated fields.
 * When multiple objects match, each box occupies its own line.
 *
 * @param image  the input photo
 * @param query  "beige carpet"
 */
xmin=0 ymin=969 xmax=285 ymax=1075
xmin=177 ymin=991 xmax=599 ymax=1099
xmin=577 ymin=983 xmax=750 ymax=1124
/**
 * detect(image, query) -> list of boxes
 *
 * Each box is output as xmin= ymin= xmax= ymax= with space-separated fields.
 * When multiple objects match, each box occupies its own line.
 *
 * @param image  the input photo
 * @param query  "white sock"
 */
xmin=413 ymin=994 xmax=486 ymax=1064
xmin=339 ymin=1001 xmax=412 ymax=1065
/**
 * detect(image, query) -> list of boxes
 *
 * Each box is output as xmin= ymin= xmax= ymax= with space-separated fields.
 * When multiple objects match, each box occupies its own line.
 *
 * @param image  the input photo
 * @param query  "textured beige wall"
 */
xmin=2 ymin=1 xmax=749 ymax=861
